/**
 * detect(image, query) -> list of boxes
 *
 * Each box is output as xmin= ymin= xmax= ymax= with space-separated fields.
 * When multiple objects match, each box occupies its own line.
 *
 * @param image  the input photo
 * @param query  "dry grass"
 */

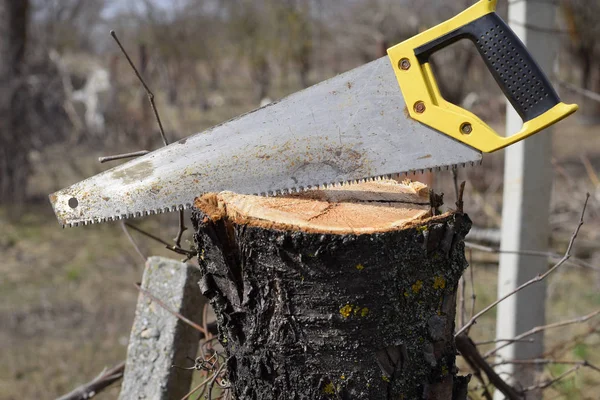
xmin=0 ymin=205 xmax=188 ymax=399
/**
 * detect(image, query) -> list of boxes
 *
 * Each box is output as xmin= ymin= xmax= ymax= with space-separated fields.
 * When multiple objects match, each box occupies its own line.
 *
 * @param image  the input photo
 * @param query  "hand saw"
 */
xmin=50 ymin=0 xmax=578 ymax=227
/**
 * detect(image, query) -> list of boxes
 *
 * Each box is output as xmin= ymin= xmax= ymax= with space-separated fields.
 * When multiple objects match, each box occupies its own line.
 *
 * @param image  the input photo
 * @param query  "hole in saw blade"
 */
xmin=68 ymin=197 xmax=78 ymax=208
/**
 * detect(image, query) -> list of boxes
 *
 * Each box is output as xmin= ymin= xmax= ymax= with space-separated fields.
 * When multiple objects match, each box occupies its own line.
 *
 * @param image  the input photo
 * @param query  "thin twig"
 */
xmin=475 ymin=338 xmax=535 ymax=346
xmin=175 ymin=209 xmax=188 ymax=248
xmin=120 ymin=221 xmax=147 ymax=264
xmin=111 ymin=31 xmax=194 ymax=259
xmin=110 ymin=30 xmax=169 ymax=146
xmin=134 ymin=283 xmax=206 ymax=335
xmin=125 ymin=222 xmax=171 ymax=246
xmin=557 ymin=80 xmax=600 ymax=103
xmin=507 ymin=20 xmax=569 ymax=35
xmin=468 ymin=250 xmax=476 ymax=322
xmin=56 ymin=362 xmax=125 ymax=400
xmin=484 ymin=309 xmax=600 ymax=359
xmin=581 ymin=154 xmax=600 ymax=187
xmin=452 ymin=166 xmax=460 ymax=202
xmin=521 ymin=365 xmax=581 ymax=393
xmin=456 ymin=194 xmax=590 ymax=337
xmin=125 ymin=222 xmax=196 ymax=257
xmin=456 ymin=181 xmax=465 ymax=214
xmin=459 ymin=276 xmax=466 ymax=329
xmin=99 ymin=150 xmax=150 ymax=163
xmin=180 ymin=373 xmax=217 ymax=400
xmin=207 ymin=362 xmax=227 ymax=400
xmin=173 ymin=353 xmax=218 ymax=373
xmin=456 ymin=333 xmax=522 ymax=400
xmin=464 ymin=241 xmax=600 ymax=272
xmin=544 ymin=321 xmax=600 ymax=359
xmin=201 ymin=337 xmax=221 ymax=354
xmin=492 ymin=359 xmax=600 ymax=373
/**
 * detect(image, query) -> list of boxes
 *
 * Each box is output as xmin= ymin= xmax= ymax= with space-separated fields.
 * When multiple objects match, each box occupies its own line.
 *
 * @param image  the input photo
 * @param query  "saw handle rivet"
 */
xmin=399 ymin=58 xmax=411 ymax=70
xmin=414 ymin=101 xmax=426 ymax=114
xmin=68 ymin=197 xmax=79 ymax=209
xmin=460 ymin=123 xmax=473 ymax=135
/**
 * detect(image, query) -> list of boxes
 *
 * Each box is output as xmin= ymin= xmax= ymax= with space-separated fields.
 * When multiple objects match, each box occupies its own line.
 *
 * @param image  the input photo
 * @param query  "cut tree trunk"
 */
xmin=192 ymin=179 xmax=471 ymax=399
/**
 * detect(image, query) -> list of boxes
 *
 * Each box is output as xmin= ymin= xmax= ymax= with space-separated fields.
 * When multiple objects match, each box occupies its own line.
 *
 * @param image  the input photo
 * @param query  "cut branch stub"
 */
xmin=192 ymin=180 xmax=472 ymax=399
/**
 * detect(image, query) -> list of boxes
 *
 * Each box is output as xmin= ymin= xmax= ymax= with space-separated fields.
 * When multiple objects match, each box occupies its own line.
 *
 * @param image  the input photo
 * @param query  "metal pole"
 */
xmin=494 ymin=1 xmax=558 ymax=398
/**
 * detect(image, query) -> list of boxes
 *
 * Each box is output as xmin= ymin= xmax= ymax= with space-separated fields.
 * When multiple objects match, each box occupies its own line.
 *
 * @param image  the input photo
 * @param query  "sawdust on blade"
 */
xmin=195 ymin=179 xmax=436 ymax=235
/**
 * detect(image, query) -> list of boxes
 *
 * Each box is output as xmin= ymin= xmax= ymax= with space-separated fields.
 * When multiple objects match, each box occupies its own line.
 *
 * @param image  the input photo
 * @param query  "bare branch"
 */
xmin=110 ymin=30 xmax=169 ymax=146
xmin=455 ymin=181 xmax=466 ymax=214
xmin=452 ymin=166 xmax=459 ymax=203
xmin=174 ymin=209 xmax=187 ymax=248
xmin=492 ymin=359 xmax=600 ymax=374
xmin=99 ymin=150 xmax=150 ymax=163
xmin=464 ymin=241 xmax=600 ymax=272
xmin=456 ymin=333 xmax=523 ymax=400
xmin=125 ymin=222 xmax=171 ymax=246
xmin=180 ymin=372 xmax=218 ymax=400
xmin=557 ymin=80 xmax=600 ymax=103
xmin=124 ymin=222 xmax=196 ymax=258
xmin=56 ymin=362 xmax=125 ymax=400
xmin=459 ymin=276 xmax=466 ymax=329
xmin=581 ymin=154 xmax=600 ymax=187
xmin=207 ymin=362 xmax=228 ymax=400
xmin=521 ymin=365 xmax=581 ymax=393
xmin=544 ymin=321 xmax=600 ymax=359
xmin=468 ymin=251 xmax=476 ymax=323
xmin=456 ymin=194 xmax=590 ymax=337
xmin=475 ymin=338 xmax=535 ymax=346
xmin=484 ymin=309 xmax=600 ymax=359
xmin=120 ymin=221 xmax=147 ymax=264
xmin=134 ymin=283 xmax=206 ymax=335
xmin=110 ymin=31 xmax=194 ymax=259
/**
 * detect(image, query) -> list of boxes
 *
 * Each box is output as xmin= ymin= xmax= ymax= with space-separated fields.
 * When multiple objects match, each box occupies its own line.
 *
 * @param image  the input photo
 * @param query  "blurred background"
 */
xmin=0 ymin=0 xmax=599 ymax=398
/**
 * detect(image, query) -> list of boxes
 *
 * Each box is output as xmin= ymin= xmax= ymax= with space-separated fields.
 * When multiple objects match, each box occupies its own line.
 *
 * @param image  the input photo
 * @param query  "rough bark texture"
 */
xmin=192 ymin=186 xmax=471 ymax=399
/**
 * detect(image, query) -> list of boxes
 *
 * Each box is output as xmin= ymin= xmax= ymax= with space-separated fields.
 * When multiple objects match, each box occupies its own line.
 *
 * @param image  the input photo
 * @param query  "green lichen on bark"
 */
xmin=192 ymin=209 xmax=471 ymax=399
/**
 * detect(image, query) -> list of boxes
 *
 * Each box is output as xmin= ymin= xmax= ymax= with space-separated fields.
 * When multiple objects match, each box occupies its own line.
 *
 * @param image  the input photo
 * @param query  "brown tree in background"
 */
xmin=0 ymin=0 xmax=30 ymax=204
xmin=227 ymin=0 xmax=274 ymax=103
xmin=562 ymin=0 xmax=600 ymax=117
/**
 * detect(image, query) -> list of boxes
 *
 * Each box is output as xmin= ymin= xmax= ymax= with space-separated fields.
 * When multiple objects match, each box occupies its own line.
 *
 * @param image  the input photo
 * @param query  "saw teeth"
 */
xmin=63 ymin=161 xmax=479 ymax=228
xmin=256 ymin=161 xmax=477 ymax=199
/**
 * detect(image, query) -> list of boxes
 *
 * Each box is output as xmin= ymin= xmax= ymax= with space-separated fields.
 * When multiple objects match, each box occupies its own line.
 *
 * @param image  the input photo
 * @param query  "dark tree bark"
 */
xmin=192 ymin=181 xmax=471 ymax=399
xmin=0 ymin=0 xmax=30 ymax=204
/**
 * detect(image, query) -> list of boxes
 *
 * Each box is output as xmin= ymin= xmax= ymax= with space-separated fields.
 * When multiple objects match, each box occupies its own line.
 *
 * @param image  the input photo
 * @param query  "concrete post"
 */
xmin=494 ymin=1 xmax=558 ymax=398
xmin=119 ymin=257 xmax=204 ymax=400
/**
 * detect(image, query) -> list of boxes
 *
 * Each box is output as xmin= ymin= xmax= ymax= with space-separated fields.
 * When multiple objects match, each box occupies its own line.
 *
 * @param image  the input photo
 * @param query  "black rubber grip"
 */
xmin=414 ymin=12 xmax=560 ymax=122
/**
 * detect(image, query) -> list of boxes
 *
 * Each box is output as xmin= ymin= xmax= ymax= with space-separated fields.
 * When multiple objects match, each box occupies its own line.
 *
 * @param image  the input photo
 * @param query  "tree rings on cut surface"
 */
xmin=194 ymin=179 xmax=432 ymax=235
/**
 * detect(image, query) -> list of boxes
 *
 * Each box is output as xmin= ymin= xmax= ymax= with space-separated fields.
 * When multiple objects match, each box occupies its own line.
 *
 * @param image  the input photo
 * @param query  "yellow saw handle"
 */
xmin=387 ymin=0 xmax=578 ymax=153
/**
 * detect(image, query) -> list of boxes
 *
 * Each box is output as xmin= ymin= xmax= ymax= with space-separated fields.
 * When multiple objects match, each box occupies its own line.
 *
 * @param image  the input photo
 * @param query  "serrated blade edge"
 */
xmin=60 ymin=161 xmax=480 ymax=227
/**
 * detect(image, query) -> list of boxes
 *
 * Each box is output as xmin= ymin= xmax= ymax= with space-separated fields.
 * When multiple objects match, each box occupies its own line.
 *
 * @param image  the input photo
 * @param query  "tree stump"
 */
xmin=192 ymin=180 xmax=471 ymax=399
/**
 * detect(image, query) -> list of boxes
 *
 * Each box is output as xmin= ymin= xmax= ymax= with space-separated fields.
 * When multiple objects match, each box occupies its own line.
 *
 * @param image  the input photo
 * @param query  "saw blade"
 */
xmin=50 ymin=56 xmax=482 ymax=227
